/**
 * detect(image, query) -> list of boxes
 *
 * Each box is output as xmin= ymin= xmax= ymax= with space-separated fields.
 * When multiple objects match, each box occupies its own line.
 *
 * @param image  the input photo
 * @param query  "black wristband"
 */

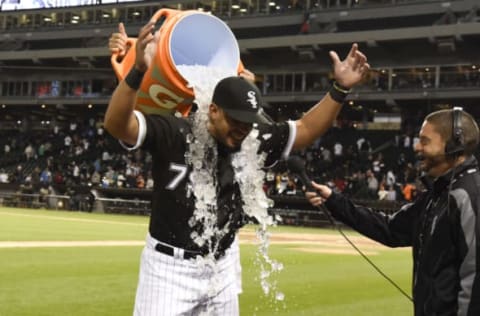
xmin=328 ymin=81 xmax=351 ymax=103
xmin=125 ymin=67 xmax=145 ymax=90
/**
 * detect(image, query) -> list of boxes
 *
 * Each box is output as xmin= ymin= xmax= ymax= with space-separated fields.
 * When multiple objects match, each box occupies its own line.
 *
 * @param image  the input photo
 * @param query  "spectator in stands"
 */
xmin=39 ymin=167 xmax=51 ymax=185
xmin=377 ymin=183 xmax=388 ymax=200
xmin=24 ymin=143 xmax=34 ymax=160
xmin=136 ymin=174 xmax=145 ymax=189
xmin=90 ymin=170 xmax=101 ymax=186
xmin=365 ymin=169 xmax=378 ymax=198
xmin=371 ymin=153 xmax=385 ymax=178
xmin=105 ymin=20 xmax=369 ymax=315
xmin=276 ymin=172 xmax=290 ymax=194
xmin=385 ymin=169 xmax=396 ymax=188
xmin=0 ymin=169 xmax=8 ymax=183
xmin=299 ymin=12 xmax=311 ymax=34
xmin=306 ymin=108 xmax=480 ymax=316
xmin=333 ymin=140 xmax=343 ymax=160
xmin=4 ymin=143 xmax=10 ymax=156
xmin=285 ymin=176 xmax=298 ymax=195
xmin=402 ymin=181 xmax=416 ymax=202
xmin=145 ymin=171 xmax=154 ymax=190
xmin=385 ymin=184 xmax=397 ymax=201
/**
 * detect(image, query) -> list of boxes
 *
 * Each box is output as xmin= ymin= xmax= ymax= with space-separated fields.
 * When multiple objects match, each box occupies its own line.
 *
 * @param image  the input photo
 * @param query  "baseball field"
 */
xmin=0 ymin=207 xmax=412 ymax=315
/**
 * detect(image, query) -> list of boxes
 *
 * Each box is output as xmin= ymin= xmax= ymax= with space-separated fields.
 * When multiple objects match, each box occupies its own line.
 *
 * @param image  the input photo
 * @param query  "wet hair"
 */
xmin=425 ymin=109 xmax=480 ymax=156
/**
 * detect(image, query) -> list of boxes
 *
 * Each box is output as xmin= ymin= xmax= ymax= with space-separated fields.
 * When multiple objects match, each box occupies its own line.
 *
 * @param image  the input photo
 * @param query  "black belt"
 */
xmin=154 ymin=243 xmax=202 ymax=260
xmin=154 ymin=243 xmax=227 ymax=260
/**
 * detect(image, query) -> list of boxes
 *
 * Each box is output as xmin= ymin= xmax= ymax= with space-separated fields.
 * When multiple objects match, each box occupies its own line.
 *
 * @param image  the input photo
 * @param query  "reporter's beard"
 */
xmin=417 ymin=153 xmax=446 ymax=176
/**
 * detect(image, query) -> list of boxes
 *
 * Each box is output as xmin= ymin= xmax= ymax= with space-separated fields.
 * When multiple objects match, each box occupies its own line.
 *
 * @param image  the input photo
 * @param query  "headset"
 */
xmin=445 ymin=107 xmax=465 ymax=158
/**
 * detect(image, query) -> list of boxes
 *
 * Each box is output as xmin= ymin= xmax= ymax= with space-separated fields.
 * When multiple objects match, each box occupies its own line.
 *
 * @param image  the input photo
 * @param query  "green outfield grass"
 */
xmin=0 ymin=207 xmax=413 ymax=315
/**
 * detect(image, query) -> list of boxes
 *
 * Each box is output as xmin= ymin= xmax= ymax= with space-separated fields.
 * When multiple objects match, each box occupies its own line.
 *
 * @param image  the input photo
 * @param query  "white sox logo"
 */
xmin=246 ymin=91 xmax=258 ymax=109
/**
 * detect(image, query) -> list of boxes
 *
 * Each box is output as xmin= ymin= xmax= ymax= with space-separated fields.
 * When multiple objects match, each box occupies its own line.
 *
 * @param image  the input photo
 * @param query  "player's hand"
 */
xmin=305 ymin=181 xmax=332 ymax=207
xmin=134 ymin=20 xmax=156 ymax=72
xmin=109 ymin=22 xmax=128 ymax=57
xmin=330 ymin=43 xmax=370 ymax=89
xmin=239 ymin=69 xmax=255 ymax=83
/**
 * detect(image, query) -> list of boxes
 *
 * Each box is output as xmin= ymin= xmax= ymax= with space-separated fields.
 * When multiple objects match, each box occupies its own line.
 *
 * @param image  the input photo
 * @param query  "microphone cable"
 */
xmin=316 ymin=202 xmax=413 ymax=302
xmin=286 ymin=156 xmax=413 ymax=302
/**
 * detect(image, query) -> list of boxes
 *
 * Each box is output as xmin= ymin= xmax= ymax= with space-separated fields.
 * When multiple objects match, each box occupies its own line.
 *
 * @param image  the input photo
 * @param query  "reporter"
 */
xmin=306 ymin=108 xmax=480 ymax=316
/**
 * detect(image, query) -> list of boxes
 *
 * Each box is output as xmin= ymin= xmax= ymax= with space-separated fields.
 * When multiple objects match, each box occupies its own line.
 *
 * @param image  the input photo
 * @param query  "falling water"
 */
xmin=177 ymin=64 xmax=284 ymax=306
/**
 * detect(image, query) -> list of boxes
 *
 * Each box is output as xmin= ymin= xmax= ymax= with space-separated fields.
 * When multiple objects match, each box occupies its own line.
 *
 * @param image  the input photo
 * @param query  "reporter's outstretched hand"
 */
xmin=330 ymin=43 xmax=370 ymax=89
xmin=305 ymin=181 xmax=333 ymax=207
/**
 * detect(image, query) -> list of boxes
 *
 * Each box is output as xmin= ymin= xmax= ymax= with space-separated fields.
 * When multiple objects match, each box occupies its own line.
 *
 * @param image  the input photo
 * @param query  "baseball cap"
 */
xmin=212 ymin=76 xmax=272 ymax=125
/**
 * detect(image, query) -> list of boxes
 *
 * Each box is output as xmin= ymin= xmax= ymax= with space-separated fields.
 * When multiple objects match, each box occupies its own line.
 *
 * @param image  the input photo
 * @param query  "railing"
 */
xmin=0 ymin=190 xmax=406 ymax=227
xmin=0 ymin=192 xmax=71 ymax=210
xmin=0 ymin=0 xmax=470 ymax=32
xmin=97 ymin=197 xmax=151 ymax=216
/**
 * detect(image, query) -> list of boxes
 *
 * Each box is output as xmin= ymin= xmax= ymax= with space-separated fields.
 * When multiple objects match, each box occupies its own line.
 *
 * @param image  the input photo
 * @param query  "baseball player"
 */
xmin=109 ymin=22 xmax=246 ymax=299
xmin=104 ymin=19 xmax=369 ymax=315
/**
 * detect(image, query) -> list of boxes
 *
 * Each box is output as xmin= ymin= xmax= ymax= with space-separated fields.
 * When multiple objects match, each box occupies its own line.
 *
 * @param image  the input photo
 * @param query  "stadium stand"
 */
xmin=0 ymin=0 xmax=479 ymax=226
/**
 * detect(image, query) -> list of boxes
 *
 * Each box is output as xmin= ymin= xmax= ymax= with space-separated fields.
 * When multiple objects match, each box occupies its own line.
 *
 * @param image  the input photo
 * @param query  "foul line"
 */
xmin=0 ymin=211 xmax=148 ymax=227
xmin=0 ymin=240 xmax=145 ymax=248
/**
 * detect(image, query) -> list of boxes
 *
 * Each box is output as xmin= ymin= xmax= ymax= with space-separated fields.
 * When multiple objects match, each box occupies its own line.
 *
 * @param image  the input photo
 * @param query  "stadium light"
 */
xmin=231 ymin=4 xmax=240 ymax=9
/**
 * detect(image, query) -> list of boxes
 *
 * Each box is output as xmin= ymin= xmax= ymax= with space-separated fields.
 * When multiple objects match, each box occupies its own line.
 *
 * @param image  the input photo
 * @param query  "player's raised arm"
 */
xmin=104 ymin=20 xmax=155 ymax=146
xmin=293 ymin=43 xmax=370 ymax=150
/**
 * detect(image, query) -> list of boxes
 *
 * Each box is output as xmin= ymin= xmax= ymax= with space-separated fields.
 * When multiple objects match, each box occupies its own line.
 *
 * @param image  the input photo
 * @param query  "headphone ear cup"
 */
xmin=445 ymin=139 xmax=459 ymax=156
xmin=445 ymin=140 xmax=453 ymax=155
xmin=446 ymin=107 xmax=465 ymax=157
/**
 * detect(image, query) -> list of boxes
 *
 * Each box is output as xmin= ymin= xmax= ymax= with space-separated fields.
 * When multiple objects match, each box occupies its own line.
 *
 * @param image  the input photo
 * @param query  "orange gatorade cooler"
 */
xmin=111 ymin=9 xmax=244 ymax=116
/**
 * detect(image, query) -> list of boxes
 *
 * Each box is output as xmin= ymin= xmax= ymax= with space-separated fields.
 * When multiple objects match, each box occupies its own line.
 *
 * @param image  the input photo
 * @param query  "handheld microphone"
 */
xmin=286 ymin=156 xmax=314 ymax=191
xmin=285 ymin=155 xmax=413 ymax=302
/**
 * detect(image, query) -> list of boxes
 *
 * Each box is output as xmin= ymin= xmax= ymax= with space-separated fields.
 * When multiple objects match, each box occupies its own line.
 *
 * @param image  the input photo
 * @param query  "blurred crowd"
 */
xmin=264 ymin=124 xmax=421 ymax=203
xmin=0 ymin=114 xmax=426 ymax=205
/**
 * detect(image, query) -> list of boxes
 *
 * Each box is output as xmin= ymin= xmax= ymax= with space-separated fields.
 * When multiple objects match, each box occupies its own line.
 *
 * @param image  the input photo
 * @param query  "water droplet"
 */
xmin=275 ymin=292 xmax=285 ymax=301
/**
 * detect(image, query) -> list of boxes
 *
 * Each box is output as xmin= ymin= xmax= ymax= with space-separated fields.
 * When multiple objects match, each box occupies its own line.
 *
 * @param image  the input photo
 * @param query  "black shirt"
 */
xmin=128 ymin=111 xmax=294 ymax=256
xmin=324 ymin=156 xmax=480 ymax=316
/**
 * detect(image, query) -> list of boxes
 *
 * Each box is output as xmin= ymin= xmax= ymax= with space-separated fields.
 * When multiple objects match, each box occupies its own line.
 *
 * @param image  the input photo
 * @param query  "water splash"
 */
xmin=178 ymin=64 xmax=284 ymax=306
xmin=232 ymin=129 xmax=284 ymax=301
xmin=178 ymin=64 xmax=233 ymax=253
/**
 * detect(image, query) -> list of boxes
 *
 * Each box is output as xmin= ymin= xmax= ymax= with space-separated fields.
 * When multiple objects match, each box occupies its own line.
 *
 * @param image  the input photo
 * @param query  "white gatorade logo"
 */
xmin=149 ymin=84 xmax=183 ymax=110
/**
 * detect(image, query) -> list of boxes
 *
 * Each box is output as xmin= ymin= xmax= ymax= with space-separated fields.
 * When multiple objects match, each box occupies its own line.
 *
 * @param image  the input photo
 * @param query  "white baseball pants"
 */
xmin=133 ymin=233 xmax=240 ymax=316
